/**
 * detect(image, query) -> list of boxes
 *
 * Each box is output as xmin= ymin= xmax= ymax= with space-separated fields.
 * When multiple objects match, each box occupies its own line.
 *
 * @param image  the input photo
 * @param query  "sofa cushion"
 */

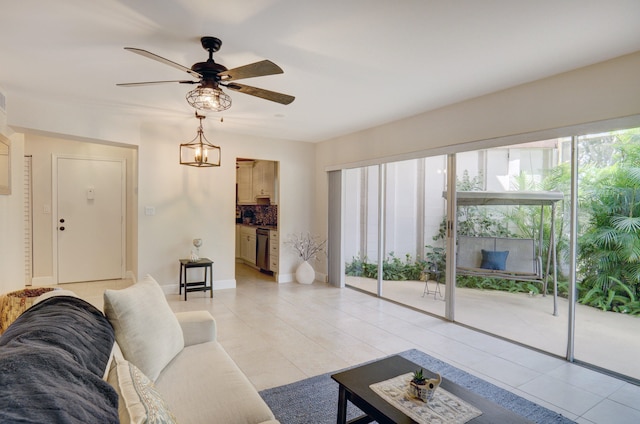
xmin=154 ymin=341 xmax=277 ymax=424
xmin=104 ymin=275 xmax=184 ymax=381
xmin=107 ymin=349 xmax=177 ymax=424
xmin=174 ymin=310 xmax=217 ymax=346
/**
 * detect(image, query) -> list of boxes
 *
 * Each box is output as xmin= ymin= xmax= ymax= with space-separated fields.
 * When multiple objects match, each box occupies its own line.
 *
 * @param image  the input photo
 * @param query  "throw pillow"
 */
xmin=103 ymin=275 xmax=184 ymax=381
xmin=107 ymin=352 xmax=177 ymax=424
xmin=480 ymin=249 xmax=509 ymax=271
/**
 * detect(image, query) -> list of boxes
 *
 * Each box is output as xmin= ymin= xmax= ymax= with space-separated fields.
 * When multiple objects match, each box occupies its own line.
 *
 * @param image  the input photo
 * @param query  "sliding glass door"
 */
xmin=573 ymin=129 xmax=640 ymax=380
xmin=343 ymin=157 xmax=448 ymax=318
xmin=335 ymin=127 xmax=640 ymax=382
xmin=344 ymin=166 xmax=380 ymax=296
xmin=453 ymin=141 xmax=569 ymax=357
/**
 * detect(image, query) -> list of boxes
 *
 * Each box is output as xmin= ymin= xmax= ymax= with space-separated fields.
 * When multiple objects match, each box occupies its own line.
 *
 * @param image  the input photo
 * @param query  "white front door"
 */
xmin=55 ymin=156 xmax=125 ymax=284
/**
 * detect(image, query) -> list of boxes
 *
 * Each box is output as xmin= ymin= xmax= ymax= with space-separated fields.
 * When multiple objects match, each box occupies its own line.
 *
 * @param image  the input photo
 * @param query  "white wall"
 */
xmin=317 ymin=51 xmax=640 ymax=170
xmin=136 ymin=120 xmax=315 ymax=289
xmin=0 ymin=132 xmax=25 ymax=293
xmin=314 ymin=51 xmax=640 ymax=282
xmin=2 ymin=117 xmax=314 ymax=293
xmin=24 ymin=134 xmax=138 ymax=285
xmin=423 ymin=155 xmax=447 ymax=245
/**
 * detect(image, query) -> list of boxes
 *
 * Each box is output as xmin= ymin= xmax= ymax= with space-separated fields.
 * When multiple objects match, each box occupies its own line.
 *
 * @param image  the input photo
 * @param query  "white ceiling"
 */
xmin=1 ymin=0 xmax=640 ymax=143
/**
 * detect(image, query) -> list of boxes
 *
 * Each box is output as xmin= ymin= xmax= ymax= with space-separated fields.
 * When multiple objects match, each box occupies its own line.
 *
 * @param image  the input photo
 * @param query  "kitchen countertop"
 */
xmin=238 ymin=223 xmax=277 ymax=231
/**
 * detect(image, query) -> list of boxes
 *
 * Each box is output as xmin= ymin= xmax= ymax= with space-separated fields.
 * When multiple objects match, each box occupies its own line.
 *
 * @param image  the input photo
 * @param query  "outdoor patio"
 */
xmin=346 ymin=276 xmax=640 ymax=382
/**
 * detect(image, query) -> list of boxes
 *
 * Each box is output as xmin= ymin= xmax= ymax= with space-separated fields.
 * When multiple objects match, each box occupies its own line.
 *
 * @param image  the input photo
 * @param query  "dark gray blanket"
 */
xmin=0 ymin=296 xmax=118 ymax=423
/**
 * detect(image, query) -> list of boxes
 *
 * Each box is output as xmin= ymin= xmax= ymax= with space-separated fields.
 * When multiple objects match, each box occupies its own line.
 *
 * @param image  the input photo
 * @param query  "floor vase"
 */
xmin=296 ymin=261 xmax=315 ymax=284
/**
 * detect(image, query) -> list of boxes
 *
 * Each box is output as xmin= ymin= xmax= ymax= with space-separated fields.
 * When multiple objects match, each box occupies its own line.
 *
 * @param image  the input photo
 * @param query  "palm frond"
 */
xmin=611 ymin=216 xmax=640 ymax=233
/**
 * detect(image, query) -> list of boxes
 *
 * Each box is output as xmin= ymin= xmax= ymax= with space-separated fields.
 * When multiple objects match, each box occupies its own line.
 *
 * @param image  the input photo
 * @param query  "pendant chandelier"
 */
xmin=179 ymin=113 xmax=221 ymax=167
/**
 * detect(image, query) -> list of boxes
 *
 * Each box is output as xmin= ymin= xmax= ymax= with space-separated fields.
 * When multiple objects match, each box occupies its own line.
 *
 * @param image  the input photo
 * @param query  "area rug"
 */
xmin=259 ymin=349 xmax=575 ymax=424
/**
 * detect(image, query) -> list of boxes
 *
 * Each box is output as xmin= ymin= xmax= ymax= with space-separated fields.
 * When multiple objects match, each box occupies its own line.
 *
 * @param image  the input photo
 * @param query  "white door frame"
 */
xmin=52 ymin=154 xmax=126 ymax=283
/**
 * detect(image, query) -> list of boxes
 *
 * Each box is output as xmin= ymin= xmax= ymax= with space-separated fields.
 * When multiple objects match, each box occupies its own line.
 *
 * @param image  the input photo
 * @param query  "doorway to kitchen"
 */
xmin=235 ymin=158 xmax=280 ymax=281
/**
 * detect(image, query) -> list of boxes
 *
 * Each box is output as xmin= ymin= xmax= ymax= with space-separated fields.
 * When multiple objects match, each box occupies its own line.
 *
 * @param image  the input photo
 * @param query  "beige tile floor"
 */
xmin=51 ymin=265 xmax=640 ymax=424
xmin=347 ymin=276 xmax=640 ymax=381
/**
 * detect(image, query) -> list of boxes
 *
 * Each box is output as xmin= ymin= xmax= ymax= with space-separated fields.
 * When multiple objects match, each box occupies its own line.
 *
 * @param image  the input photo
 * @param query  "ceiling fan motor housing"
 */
xmin=192 ymin=37 xmax=227 ymax=88
xmin=191 ymin=61 xmax=228 ymax=87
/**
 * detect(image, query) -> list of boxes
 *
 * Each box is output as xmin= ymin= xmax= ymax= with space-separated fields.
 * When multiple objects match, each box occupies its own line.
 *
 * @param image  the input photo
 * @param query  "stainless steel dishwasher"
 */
xmin=256 ymin=228 xmax=270 ymax=272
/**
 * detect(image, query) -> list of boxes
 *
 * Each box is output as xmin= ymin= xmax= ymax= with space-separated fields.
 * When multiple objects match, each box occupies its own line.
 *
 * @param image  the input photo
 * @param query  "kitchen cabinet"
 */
xmin=239 ymin=225 xmax=256 ymax=265
xmin=237 ymin=160 xmax=277 ymax=205
xmin=252 ymin=160 xmax=275 ymax=199
xmin=269 ymin=230 xmax=279 ymax=274
xmin=236 ymin=162 xmax=254 ymax=204
xmin=235 ymin=225 xmax=241 ymax=258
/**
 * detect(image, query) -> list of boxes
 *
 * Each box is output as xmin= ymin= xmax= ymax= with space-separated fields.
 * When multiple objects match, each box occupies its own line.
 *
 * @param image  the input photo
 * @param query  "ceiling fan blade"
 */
xmin=225 ymin=83 xmax=294 ymax=105
xmin=117 ymin=80 xmax=198 ymax=87
xmin=219 ymin=60 xmax=284 ymax=82
xmin=124 ymin=47 xmax=202 ymax=78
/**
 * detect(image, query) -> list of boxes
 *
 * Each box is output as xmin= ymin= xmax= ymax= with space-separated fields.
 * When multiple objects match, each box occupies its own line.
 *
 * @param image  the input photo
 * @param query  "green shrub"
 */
xmin=345 ymin=253 xmax=426 ymax=281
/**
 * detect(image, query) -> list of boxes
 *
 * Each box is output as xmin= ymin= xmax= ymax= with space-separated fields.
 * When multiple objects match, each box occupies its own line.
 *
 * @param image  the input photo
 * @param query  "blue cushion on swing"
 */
xmin=480 ymin=249 xmax=509 ymax=270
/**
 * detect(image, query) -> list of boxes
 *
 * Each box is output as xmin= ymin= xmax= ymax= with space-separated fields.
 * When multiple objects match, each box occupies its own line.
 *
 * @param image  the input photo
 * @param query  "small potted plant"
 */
xmin=408 ymin=368 xmax=441 ymax=402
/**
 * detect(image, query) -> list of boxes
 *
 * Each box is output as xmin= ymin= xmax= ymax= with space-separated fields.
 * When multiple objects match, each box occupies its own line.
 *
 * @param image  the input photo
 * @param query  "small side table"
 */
xmin=179 ymin=258 xmax=213 ymax=301
xmin=421 ymin=262 xmax=444 ymax=300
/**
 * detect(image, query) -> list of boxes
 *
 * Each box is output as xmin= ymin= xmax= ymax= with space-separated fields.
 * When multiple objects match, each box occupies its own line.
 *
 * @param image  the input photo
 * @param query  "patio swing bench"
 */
xmin=456 ymin=235 xmax=547 ymax=292
xmin=442 ymin=190 xmax=563 ymax=316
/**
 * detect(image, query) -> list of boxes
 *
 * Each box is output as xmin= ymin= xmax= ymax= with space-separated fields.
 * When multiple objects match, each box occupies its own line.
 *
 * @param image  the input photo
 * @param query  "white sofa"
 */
xmin=153 ymin=311 xmax=280 ymax=423
xmin=6 ymin=276 xmax=279 ymax=423
xmin=102 ymin=275 xmax=280 ymax=424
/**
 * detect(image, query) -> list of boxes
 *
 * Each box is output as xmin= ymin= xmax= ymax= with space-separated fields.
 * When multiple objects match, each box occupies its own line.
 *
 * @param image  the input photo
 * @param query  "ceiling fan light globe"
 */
xmin=186 ymin=87 xmax=231 ymax=112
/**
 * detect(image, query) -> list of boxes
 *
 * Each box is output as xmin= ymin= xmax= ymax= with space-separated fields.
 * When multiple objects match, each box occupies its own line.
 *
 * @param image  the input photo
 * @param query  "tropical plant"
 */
xmin=577 ymin=132 xmax=640 ymax=313
xmin=345 ymin=254 xmax=368 ymax=277
xmin=344 ymin=253 xmax=426 ymax=281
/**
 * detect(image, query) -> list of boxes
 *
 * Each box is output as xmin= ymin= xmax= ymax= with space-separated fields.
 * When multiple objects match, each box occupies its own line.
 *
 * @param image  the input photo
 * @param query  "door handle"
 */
xmin=59 ymin=226 xmax=65 ymax=231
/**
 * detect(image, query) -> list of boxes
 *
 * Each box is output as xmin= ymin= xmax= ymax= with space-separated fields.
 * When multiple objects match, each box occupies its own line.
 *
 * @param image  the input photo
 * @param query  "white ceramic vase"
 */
xmin=295 ymin=260 xmax=315 ymax=284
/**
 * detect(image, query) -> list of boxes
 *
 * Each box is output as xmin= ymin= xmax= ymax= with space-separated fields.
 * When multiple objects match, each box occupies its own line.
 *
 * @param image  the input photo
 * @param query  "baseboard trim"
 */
xmin=276 ymin=273 xmax=294 ymax=284
xmin=31 ymin=273 xmax=135 ymax=287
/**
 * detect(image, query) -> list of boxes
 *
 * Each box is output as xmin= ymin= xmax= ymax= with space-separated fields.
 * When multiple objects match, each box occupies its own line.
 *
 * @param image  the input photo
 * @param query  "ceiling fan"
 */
xmin=117 ymin=36 xmax=295 ymax=111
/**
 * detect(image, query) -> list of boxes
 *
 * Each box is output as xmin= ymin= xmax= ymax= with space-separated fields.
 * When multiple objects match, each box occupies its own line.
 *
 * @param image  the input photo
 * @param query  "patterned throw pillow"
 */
xmin=107 ymin=353 xmax=177 ymax=424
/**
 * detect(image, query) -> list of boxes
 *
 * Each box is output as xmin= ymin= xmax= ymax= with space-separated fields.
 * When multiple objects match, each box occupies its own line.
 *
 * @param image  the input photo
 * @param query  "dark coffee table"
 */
xmin=331 ymin=355 xmax=533 ymax=424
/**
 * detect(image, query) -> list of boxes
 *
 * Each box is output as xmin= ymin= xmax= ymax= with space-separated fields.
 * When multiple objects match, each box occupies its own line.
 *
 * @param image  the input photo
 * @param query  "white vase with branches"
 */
xmin=288 ymin=233 xmax=326 ymax=284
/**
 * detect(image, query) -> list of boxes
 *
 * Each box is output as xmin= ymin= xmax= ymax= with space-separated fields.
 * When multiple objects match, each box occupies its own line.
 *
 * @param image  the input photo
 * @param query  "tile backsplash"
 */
xmin=238 ymin=205 xmax=277 ymax=226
